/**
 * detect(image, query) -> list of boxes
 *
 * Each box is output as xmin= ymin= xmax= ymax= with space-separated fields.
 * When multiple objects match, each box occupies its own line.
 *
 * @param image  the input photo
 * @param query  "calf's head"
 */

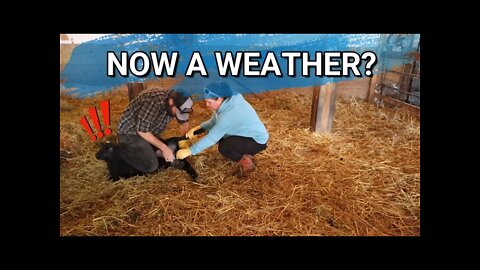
xmin=95 ymin=141 xmax=119 ymax=161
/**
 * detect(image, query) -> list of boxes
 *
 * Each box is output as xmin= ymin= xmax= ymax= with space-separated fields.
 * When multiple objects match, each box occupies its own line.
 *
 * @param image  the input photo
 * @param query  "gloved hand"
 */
xmin=176 ymin=148 xmax=191 ymax=159
xmin=186 ymin=125 xmax=201 ymax=139
xmin=178 ymin=140 xmax=190 ymax=149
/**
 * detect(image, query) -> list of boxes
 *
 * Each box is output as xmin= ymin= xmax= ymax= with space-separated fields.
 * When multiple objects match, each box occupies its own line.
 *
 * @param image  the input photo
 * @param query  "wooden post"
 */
xmin=127 ymin=82 xmax=145 ymax=102
xmin=310 ymin=83 xmax=336 ymax=133
xmin=367 ymin=75 xmax=380 ymax=103
xmin=310 ymin=85 xmax=320 ymax=131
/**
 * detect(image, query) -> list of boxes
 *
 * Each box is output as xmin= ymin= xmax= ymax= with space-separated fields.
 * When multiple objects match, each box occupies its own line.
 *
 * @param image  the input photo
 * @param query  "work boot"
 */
xmin=245 ymin=154 xmax=256 ymax=165
xmin=232 ymin=154 xmax=256 ymax=178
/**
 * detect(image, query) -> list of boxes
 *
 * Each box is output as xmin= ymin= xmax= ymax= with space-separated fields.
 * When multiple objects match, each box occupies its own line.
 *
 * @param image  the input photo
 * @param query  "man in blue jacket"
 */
xmin=176 ymin=82 xmax=269 ymax=177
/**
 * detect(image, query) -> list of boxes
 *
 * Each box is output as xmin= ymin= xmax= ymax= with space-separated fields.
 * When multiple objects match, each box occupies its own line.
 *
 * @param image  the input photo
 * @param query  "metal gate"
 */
xmin=374 ymin=34 xmax=420 ymax=114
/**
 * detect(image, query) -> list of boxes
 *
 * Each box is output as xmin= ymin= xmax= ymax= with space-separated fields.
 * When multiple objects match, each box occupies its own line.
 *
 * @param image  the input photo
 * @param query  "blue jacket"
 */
xmin=190 ymin=93 xmax=269 ymax=155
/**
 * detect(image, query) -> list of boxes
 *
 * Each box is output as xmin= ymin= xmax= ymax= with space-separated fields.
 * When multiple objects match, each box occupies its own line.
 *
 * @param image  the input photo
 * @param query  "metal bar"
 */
xmin=379 ymin=83 xmax=420 ymax=97
xmin=374 ymin=93 xmax=420 ymax=116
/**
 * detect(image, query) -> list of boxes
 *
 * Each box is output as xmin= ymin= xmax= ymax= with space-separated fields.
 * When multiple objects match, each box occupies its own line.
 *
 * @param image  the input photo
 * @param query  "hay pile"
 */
xmin=60 ymin=87 xmax=420 ymax=236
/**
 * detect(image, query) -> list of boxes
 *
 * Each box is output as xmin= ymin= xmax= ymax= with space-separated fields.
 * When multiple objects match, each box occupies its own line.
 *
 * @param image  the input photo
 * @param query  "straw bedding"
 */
xmin=60 ymin=87 xmax=420 ymax=236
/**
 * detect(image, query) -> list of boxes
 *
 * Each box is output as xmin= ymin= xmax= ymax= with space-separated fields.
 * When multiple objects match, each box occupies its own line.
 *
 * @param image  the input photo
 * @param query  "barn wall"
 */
xmin=60 ymin=44 xmax=77 ymax=72
xmin=335 ymin=78 xmax=371 ymax=100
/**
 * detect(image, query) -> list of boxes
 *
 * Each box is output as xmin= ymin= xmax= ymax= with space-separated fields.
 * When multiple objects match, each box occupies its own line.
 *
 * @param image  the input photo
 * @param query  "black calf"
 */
xmin=95 ymin=136 xmax=198 ymax=182
xmin=95 ymin=142 xmax=145 ymax=181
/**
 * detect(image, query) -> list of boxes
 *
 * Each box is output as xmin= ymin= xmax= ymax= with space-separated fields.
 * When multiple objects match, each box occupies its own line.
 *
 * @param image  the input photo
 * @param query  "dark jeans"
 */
xmin=218 ymin=136 xmax=267 ymax=162
xmin=117 ymin=134 xmax=158 ymax=172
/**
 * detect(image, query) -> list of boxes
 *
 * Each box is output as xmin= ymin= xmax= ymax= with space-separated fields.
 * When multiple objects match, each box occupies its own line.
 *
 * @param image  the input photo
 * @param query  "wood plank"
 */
xmin=127 ymin=82 xmax=145 ymax=101
xmin=374 ymin=93 xmax=420 ymax=117
xmin=320 ymin=85 xmax=332 ymax=131
xmin=367 ymin=75 xmax=379 ymax=103
xmin=335 ymin=77 xmax=370 ymax=100
xmin=310 ymin=86 xmax=320 ymax=131
xmin=313 ymin=83 xmax=336 ymax=133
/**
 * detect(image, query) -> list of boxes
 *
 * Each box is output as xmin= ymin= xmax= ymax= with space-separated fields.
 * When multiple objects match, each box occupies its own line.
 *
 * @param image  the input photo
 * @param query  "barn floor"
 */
xmin=60 ymin=87 xmax=420 ymax=236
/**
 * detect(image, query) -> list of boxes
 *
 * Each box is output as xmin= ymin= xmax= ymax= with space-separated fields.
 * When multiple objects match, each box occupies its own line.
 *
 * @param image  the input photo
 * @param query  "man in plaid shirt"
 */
xmin=117 ymin=88 xmax=193 ymax=173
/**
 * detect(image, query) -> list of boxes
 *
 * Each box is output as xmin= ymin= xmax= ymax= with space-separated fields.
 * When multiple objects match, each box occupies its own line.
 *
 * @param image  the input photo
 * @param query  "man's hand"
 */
xmin=178 ymin=140 xmax=190 ymax=149
xmin=176 ymin=148 xmax=191 ymax=159
xmin=186 ymin=125 xmax=201 ymax=139
xmin=161 ymin=147 xmax=175 ymax=162
xmin=138 ymin=131 xmax=175 ymax=162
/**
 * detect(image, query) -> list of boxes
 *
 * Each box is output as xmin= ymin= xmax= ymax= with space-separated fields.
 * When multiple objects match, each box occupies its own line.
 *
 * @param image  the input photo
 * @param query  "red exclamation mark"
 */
xmin=80 ymin=116 xmax=96 ymax=141
xmin=88 ymin=107 xmax=104 ymax=139
xmin=100 ymin=100 xmax=112 ymax=136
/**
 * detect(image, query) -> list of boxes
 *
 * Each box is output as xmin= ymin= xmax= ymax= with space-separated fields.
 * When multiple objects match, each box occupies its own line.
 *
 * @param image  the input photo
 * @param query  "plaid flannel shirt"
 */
xmin=117 ymin=88 xmax=173 ymax=137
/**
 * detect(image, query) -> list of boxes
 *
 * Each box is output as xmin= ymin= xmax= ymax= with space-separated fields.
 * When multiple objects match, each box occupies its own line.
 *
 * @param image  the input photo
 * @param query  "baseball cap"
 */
xmin=172 ymin=93 xmax=193 ymax=123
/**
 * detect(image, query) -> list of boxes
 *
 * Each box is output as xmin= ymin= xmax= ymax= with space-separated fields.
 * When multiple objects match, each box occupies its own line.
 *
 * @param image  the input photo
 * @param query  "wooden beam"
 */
xmin=367 ymin=75 xmax=380 ymax=103
xmin=374 ymin=93 xmax=420 ymax=118
xmin=310 ymin=85 xmax=320 ymax=131
xmin=311 ymin=83 xmax=336 ymax=133
xmin=127 ymin=82 xmax=145 ymax=102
